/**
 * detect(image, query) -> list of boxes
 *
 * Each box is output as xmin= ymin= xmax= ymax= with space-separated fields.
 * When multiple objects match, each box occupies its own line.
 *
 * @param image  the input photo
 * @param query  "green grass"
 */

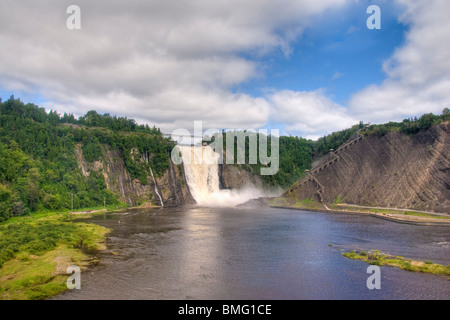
xmin=268 ymin=196 xmax=324 ymax=210
xmin=34 ymin=202 xmax=128 ymax=216
xmin=334 ymin=195 xmax=345 ymax=204
xmin=342 ymin=250 xmax=450 ymax=276
xmin=292 ymin=198 xmax=323 ymax=210
xmin=0 ymin=245 xmax=91 ymax=300
xmin=0 ymin=209 xmax=111 ymax=300
xmin=267 ymin=197 xmax=289 ymax=206
xmin=298 ymin=198 xmax=313 ymax=206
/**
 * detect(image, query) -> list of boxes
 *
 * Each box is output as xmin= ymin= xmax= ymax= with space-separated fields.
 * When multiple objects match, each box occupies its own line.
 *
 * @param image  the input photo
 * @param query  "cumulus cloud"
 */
xmin=0 ymin=0 xmax=347 ymax=134
xmin=1 ymin=0 xmax=448 ymax=139
xmin=267 ymin=0 xmax=450 ymax=138
xmin=269 ymin=89 xmax=357 ymax=140
xmin=267 ymin=0 xmax=450 ymax=137
xmin=349 ymin=0 xmax=450 ymax=123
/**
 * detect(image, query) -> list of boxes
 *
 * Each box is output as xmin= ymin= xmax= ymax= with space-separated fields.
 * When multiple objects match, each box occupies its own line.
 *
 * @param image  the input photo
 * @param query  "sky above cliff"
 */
xmin=1 ymin=0 xmax=449 ymax=139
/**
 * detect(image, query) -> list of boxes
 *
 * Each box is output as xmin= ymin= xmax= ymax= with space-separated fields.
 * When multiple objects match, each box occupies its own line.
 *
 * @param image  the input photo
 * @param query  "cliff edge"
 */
xmin=283 ymin=122 xmax=450 ymax=213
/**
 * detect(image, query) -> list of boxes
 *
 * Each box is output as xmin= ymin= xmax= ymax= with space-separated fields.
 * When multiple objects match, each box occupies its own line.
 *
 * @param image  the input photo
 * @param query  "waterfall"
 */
xmin=177 ymin=145 xmax=264 ymax=207
xmin=149 ymin=166 xmax=164 ymax=207
xmin=145 ymin=151 xmax=164 ymax=207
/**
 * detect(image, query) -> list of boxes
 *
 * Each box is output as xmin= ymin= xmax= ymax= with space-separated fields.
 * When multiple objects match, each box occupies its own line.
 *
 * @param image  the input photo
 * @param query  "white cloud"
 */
xmin=269 ymin=89 xmax=357 ymax=140
xmin=2 ymin=0 xmax=448 ymax=140
xmin=0 ymin=0 xmax=348 ymax=135
xmin=349 ymin=0 xmax=450 ymax=123
xmin=265 ymin=0 xmax=450 ymax=137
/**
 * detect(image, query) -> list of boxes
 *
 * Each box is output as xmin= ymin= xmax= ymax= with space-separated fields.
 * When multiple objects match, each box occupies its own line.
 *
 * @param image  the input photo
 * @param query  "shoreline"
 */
xmin=0 ymin=210 xmax=110 ymax=300
xmin=68 ymin=201 xmax=161 ymax=217
xmin=1 ymin=202 xmax=448 ymax=300
xmin=269 ymin=205 xmax=450 ymax=226
xmin=70 ymin=208 xmax=108 ymax=215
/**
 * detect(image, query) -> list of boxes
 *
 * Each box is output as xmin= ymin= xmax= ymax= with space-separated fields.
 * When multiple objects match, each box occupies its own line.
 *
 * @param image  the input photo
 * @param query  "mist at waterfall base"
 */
xmin=177 ymin=145 xmax=277 ymax=207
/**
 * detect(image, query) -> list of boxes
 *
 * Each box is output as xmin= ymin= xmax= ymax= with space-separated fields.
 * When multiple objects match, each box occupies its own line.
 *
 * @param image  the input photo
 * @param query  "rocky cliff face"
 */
xmin=74 ymin=141 xmax=268 ymax=207
xmin=74 ymin=144 xmax=194 ymax=206
xmin=284 ymin=122 xmax=450 ymax=213
xmin=219 ymin=164 xmax=265 ymax=190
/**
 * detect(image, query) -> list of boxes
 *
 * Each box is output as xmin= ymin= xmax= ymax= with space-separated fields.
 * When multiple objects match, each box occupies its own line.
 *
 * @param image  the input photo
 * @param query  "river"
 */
xmin=54 ymin=206 xmax=450 ymax=300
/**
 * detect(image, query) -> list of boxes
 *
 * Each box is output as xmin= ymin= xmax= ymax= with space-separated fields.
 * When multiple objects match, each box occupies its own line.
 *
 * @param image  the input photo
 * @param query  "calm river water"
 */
xmin=55 ymin=206 xmax=450 ymax=300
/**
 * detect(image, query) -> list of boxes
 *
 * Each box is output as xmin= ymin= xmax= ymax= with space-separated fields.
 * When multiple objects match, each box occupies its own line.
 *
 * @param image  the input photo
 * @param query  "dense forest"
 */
xmin=214 ymin=131 xmax=316 ymax=187
xmin=212 ymin=123 xmax=364 ymax=188
xmin=0 ymin=96 xmax=173 ymax=221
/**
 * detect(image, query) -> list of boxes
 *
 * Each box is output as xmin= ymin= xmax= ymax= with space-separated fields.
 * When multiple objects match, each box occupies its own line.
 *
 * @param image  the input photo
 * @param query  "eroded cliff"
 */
xmin=74 ymin=144 xmax=194 ymax=206
xmin=283 ymin=122 xmax=450 ymax=213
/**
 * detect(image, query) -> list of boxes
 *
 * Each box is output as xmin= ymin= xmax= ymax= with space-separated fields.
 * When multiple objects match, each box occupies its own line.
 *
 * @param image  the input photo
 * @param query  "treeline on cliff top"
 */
xmin=214 ymin=126 xmax=363 ymax=188
xmin=210 ymin=108 xmax=449 ymax=188
xmin=0 ymin=96 xmax=173 ymax=221
xmin=362 ymin=109 xmax=449 ymax=136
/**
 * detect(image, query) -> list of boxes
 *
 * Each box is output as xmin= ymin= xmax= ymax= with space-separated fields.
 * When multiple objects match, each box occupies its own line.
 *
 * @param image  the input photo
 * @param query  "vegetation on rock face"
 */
xmin=205 ymin=132 xmax=316 ymax=188
xmin=258 ymin=135 xmax=315 ymax=187
xmin=314 ymin=123 xmax=362 ymax=158
xmin=0 ymin=96 xmax=174 ymax=222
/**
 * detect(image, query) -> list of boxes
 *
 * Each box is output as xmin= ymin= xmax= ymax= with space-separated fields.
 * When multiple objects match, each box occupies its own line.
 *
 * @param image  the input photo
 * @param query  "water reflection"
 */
xmin=54 ymin=207 xmax=450 ymax=300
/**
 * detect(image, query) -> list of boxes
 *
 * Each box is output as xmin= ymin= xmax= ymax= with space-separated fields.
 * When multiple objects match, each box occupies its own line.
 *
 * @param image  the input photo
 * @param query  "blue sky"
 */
xmin=234 ymin=1 xmax=407 ymax=104
xmin=0 ymin=0 xmax=448 ymax=139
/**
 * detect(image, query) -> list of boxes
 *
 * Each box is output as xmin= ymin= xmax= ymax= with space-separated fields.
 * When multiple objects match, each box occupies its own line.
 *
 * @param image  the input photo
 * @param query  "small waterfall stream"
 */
xmin=149 ymin=166 xmax=164 ymax=207
xmin=145 ymin=151 xmax=164 ymax=207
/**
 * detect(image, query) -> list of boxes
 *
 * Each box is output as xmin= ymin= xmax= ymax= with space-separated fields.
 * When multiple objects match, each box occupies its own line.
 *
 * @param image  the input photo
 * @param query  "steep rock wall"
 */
xmin=285 ymin=123 xmax=450 ymax=213
xmin=220 ymin=164 xmax=265 ymax=190
xmin=74 ymin=144 xmax=194 ymax=206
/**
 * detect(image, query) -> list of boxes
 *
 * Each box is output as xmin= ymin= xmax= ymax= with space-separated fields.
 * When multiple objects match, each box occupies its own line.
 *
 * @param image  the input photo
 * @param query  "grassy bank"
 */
xmin=331 ymin=204 xmax=450 ymax=220
xmin=342 ymin=250 xmax=450 ymax=277
xmin=268 ymin=197 xmax=324 ymax=210
xmin=268 ymin=198 xmax=449 ymax=225
xmin=0 ymin=209 xmax=114 ymax=300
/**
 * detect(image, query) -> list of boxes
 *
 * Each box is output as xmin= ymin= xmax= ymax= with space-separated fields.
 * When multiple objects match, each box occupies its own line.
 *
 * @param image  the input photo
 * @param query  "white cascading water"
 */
xmin=149 ymin=166 xmax=164 ymax=207
xmin=144 ymin=151 xmax=164 ymax=207
xmin=177 ymin=145 xmax=264 ymax=207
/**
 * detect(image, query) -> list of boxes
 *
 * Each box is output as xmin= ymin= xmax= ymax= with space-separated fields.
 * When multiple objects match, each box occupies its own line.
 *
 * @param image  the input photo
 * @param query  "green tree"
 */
xmin=418 ymin=113 xmax=436 ymax=129
xmin=0 ymin=185 xmax=11 ymax=220
xmin=26 ymin=168 xmax=40 ymax=211
xmin=442 ymin=108 xmax=450 ymax=121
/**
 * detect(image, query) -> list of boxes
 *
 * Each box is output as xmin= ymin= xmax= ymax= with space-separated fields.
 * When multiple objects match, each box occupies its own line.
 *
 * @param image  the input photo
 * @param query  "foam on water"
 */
xmin=177 ymin=145 xmax=267 ymax=207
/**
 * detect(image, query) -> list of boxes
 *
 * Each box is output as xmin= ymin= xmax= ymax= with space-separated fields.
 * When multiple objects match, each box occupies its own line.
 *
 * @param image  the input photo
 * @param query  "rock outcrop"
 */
xmin=284 ymin=122 xmax=450 ymax=213
xmin=219 ymin=164 xmax=265 ymax=190
xmin=74 ymin=144 xmax=194 ymax=206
